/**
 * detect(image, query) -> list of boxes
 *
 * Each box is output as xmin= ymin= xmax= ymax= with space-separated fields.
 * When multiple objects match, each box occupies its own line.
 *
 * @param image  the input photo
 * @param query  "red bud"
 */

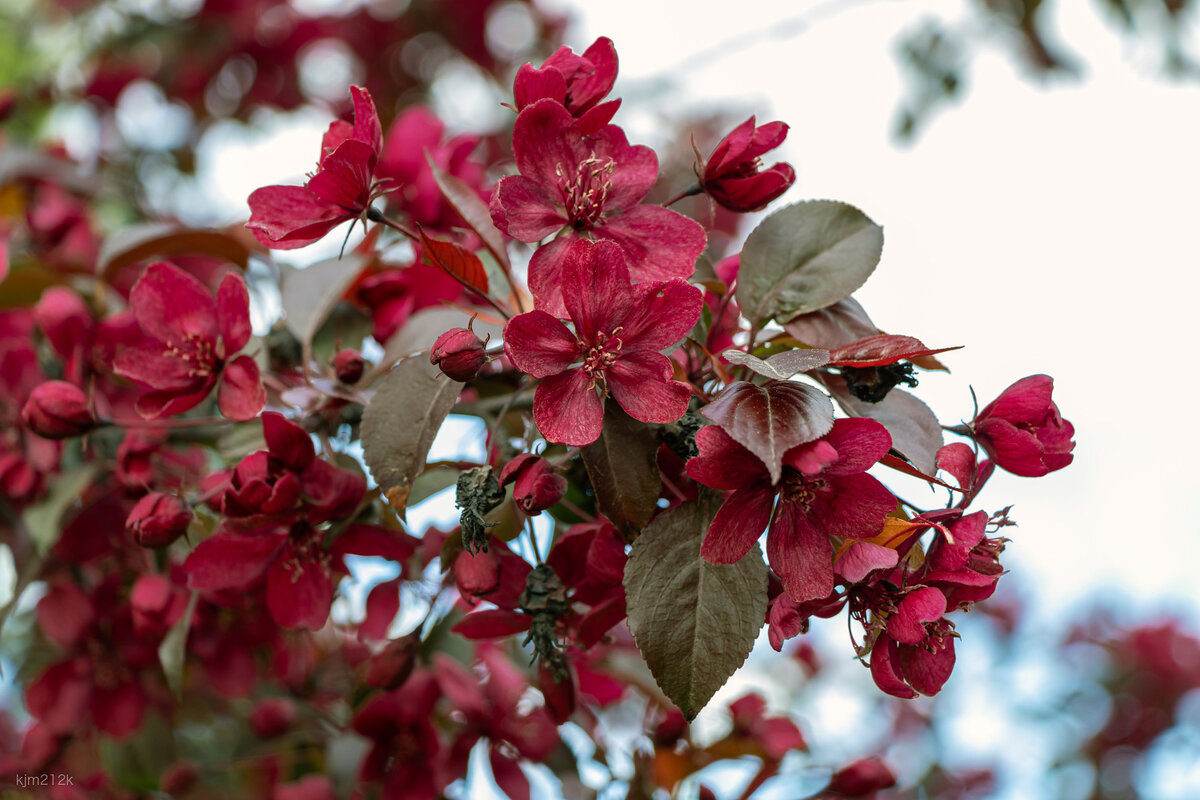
xmin=21 ymin=381 xmax=95 ymax=439
xmin=431 ymin=326 xmax=488 ymax=382
xmin=333 ymin=348 xmax=366 ymax=384
xmin=126 ymin=492 xmax=192 ymax=548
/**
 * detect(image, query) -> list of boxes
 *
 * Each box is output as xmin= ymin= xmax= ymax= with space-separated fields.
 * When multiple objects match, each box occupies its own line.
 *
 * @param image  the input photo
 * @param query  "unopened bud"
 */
xmin=500 ymin=454 xmax=566 ymax=515
xmin=126 ymin=492 xmax=192 ymax=548
xmin=431 ymin=323 xmax=488 ymax=382
xmin=332 ymin=348 xmax=366 ymax=384
xmin=21 ymin=381 xmax=95 ymax=439
xmin=250 ymin=697 xmax=297 ymax=738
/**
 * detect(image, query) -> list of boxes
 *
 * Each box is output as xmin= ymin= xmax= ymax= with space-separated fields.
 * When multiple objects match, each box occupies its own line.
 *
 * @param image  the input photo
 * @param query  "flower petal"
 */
xmin=618 ymin=278 xmax=703 ymax=353
xmin=489 ymin=175 xmax=566 ymax=242
xmin=887 ymin=587 xmax=947 ymax=645
xmin=607 ymin=350 xmax=691 ymax=425
xmin=308 ymin=139 xmax=374 ymax=210
xmin=218 ymin=355 xmax=266 ymax=421
xmin=819 ymin=417 xmax=892 ymax=476
xmin=184 ymin=530 xmax=287 ymax=590
xmin=247 ymin=185 xmax=349 ymax=249
xmin=687 ymin=426 xmax=772 ymax=490
xmin=808 ymin=472 xmax=895 ymax=541
xmin=699 ymin=485 xmax=775 ymax=564
xmin=130 ymin=262 xmax=217 ymax=345
xmin=561 ymin=239 xmax=633 ymax=343
xmin=217 ymin=272 xmax=252 ymax=354
xmin=767 ymin=499 xmax=835 ymax=603
xmin=266 ymin=556 xmax=333 ymax=630
xmin=596 ymin=204 xmax=706 ymax=282
xmin=591 ymin=125 xmax=657 ymax=211
xmin=504 ymin=310 xmax=579 ymax=378
xmin=512 ymin=98 xmax=589 ymax=190
xmin=533 ymin=368 xmax=603 ymax=446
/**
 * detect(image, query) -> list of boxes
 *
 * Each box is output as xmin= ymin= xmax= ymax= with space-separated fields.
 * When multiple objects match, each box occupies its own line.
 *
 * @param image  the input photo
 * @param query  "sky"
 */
xmin=549 ymin=0 xmax=1200 ymax=622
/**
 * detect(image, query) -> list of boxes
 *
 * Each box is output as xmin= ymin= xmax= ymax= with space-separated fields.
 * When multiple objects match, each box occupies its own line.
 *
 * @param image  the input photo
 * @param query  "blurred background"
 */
xmin=3 ymin=0 xmax=1200 ymax=798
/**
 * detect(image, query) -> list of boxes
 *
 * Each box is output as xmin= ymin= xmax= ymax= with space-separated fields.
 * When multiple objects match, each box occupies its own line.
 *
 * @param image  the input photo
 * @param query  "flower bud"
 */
xmin=827 ymin=757 xmax=896 ymax=795
xmin=250 ymin=697 xmax=297 ymax=738
xmin=159 ymin=761 xmax=199 ymax=795
xmin=126 ymin=492 xmax=192 ymax=548
xmin=499 ymin=454 xmax=566 ymax=515
xmin=332 ymin=348 xmax=366 ymax=384
xmin=700 ymin=116 xmax=796 ymax=213
xmin=431 ymin=326 xmax=488 ymax=382
xmin=21 ymin=381 xmax=95 ymax=439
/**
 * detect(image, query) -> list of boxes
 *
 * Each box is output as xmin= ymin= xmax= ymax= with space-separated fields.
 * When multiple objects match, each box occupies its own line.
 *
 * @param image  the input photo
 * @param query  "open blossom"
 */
xmin=113 ymin=262 xmax=265 ymax=420
xmin=490 ymin=98 xmax=706 ymax=315
xmin=503 ymin=240 xmax=701 ymax=446
xmin=969 ymin=374 xmax=1075 ymax=477
xmin=699 ymin=116 xmax=795 ymax=212
xmin=688 ymin=418 xmax=897 ymax=602
xmin=247 ymin=86 xmax=386 ymax=249
xmin=513 ymin=37 xmax=620 ymax=135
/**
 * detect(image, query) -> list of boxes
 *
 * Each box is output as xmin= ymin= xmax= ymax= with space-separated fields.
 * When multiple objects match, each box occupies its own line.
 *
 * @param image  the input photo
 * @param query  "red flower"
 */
xmin=513 ymin=37 xmax=620 ymax=135
xmin=503 ymin=240 xmax=701 ymax=445
xmin=490 ymin=99 xmax=706 ymax=315
xmin=698 ymin=116 xmax=795 ymax=212
xmin=113 ymin=262 xmax=265 ymax=420
xmin=687 ymin=418 xmax=896 ymax=602
xmin=970 ymin=374 xmax=1075 ymax=477
xmin=247 ymin=86 xmax=387 ymax=249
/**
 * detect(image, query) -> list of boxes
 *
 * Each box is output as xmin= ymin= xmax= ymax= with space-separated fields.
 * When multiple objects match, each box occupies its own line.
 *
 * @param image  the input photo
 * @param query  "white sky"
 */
xmin=549 ymin=0 xmax=1200 ymax=623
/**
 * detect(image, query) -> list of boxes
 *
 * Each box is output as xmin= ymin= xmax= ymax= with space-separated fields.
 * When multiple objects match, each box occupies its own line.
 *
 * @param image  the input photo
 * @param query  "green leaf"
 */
xmin=361 ymin=358 xmax=461 ymax=516
xmin=21 ymin=464 xmax=98 ymax=555
xmin=580 ymin=400 xmax=661 ymax=539
xmin=623 ymin=495 xmax=768 ymax=720
xmin=158 ymin=591 xmax=198 ymax=700
xmin=737 ymin=200 xmax=883 ymax=327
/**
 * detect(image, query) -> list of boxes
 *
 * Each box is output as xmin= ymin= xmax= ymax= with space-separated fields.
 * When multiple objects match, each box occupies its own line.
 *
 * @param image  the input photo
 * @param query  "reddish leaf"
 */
xmin=700 ymin=381 xmax=834 ymax=484
xmin=418 ymin=228 xmax=488 ymax=294
xmin=580 ymin=400 xmax=662 ymax=538
xmin=98 ymin=222 xmax=252 ymax=278
xmin=427 ymin=155 xmax=512 ymax=274
xmin=783 ymin=296 xmax=879 ymax=349
xmin=721 ymin=348 xmax=830 ymax=380
xmin=828 ymin=334 xmax=962 ymax=368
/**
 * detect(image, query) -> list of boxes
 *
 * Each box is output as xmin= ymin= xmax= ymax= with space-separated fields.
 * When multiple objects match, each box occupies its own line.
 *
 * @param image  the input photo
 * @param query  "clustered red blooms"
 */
xmin=0 ymin=14 xmax=1078 ymax=800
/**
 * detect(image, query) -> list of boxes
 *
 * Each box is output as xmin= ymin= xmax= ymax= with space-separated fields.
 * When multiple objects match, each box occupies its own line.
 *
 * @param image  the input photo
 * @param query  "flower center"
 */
xmin=579 ymin=328 xmax=623 ymax=389
xmin=779 ymin=472 xmax=825 ymax=510
xmin=166 ymin=334 xmax=218 ymax=379
xmin=556 ymin=154 xmax=615 ymax=230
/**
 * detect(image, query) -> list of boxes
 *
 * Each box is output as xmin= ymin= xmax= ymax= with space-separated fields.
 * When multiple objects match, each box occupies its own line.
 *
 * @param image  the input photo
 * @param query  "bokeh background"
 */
xmin=3 ymin=0 xmax=1200 ymax=798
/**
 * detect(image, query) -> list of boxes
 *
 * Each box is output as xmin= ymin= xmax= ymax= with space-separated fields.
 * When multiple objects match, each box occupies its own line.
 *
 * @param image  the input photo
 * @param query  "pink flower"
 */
xmin=687 ymin=418 xmax=897 ymax=602
xmin=503 ymin=240 xmax=702 ymax=446
xmin=490 ymin=99 xmax=706 ymax=315
xmin=247 ymin=86 xmax=387 ymax=249
xmin=513 ymin=37 xmax=620 ymax=135
xmin=699 ymin=116 xmax=795 ymax=212
xmin=113 ymin=262 xmax=265 ymax=420
xmin=970 ymin=374 xmax=1075 ymax=477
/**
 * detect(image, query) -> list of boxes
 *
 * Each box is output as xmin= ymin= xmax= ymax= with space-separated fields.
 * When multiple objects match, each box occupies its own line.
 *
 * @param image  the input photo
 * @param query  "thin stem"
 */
xmin=661 ymin=184 xmax=703 ymax=207
xmin=102 ymin=416 xmax=233 ymax=430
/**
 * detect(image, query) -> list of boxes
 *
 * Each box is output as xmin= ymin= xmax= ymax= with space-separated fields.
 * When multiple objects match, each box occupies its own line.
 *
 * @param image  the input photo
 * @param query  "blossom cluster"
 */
xmin=0 ymin=13 xmax=1075 ymax=800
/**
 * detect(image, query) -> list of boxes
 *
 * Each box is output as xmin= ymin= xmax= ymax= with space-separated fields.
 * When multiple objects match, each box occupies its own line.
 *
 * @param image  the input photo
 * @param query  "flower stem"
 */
xmin=661 ymin=184 xmax=703 ymax=207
